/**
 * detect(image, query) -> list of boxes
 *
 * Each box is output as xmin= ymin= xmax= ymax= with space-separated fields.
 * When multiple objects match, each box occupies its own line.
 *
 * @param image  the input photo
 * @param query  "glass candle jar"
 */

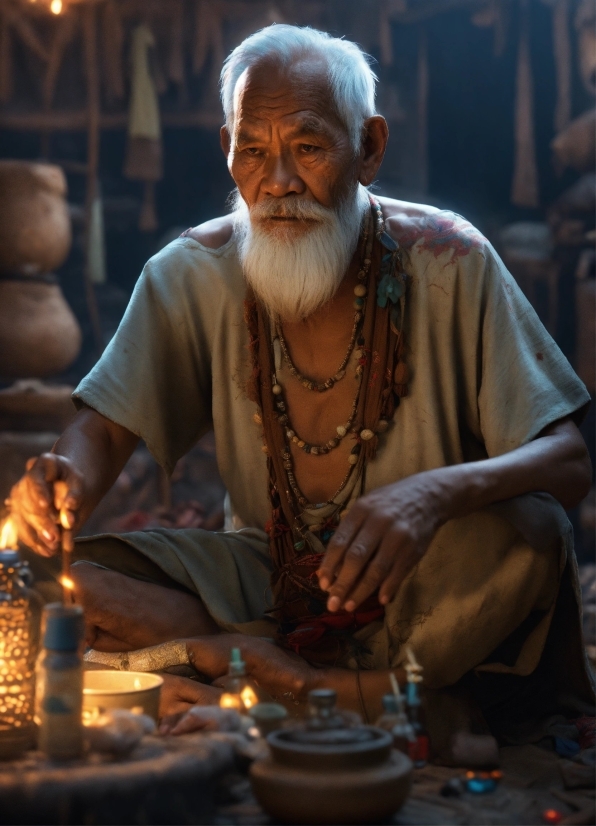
xmin=0 ymin=548 xmax=40 ymax=759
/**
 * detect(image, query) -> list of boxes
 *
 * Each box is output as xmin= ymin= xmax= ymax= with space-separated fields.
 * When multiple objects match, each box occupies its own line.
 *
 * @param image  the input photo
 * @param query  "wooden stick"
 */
xmin=43 ymin=9 xmax=78 ymax=111
xmin=3 ymin=4 xmax=50 ymax=63
xmin=417 ymin=24 xmax=429 ymax=195
xmin=82 ymin=3 xmax=104 ymax=355
xmin=61 ymin=528 xmax=74 ymax=605
xmin=553 ymin=0 xmax=571 ymax=134
xmin=101 ymin=0 xmax=125 ymax=103
xmin=0 ymin=10 xmax=13 ymax=105
xmin=0 ymin=110 xmax=223 ymax=131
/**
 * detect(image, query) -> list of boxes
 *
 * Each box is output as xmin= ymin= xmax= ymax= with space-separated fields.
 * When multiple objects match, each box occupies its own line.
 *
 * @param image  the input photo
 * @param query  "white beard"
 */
xmin=232 ymin=184 xmax=370 ymax=322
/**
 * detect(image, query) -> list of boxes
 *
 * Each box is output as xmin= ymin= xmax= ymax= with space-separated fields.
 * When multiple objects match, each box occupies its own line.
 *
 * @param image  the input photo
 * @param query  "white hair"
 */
xmin=220 ymin=25 xmax=377 ymax=152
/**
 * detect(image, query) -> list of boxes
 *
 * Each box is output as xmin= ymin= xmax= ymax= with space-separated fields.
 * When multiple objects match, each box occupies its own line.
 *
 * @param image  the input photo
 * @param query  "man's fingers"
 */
xmin=12 ymin=514 xmax=54 ymax=558
xmin=53 ymin=476 xmax=83 ymax=516
xmin=325 ymin=523 xmax=384 ymax=611
xmin=317 ymin=507 xmax=366 ymax=591
xmin=26 ymin=454 xmax=69 ymax=515
xmin=342 ymin=541 xmax=399 ymax=612
xmin=19 ymin=507 xmax=60 ymax=551
xmin=169 ymin=714 xmax=206 ymax=736
xmin=378 ymin=545 xmax=423 ymax=606
xmin=158 ymin=712 xmax=184 ymax=734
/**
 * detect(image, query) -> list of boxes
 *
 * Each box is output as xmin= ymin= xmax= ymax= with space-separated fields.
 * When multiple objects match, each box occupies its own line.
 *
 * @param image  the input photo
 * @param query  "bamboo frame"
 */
xmin=82 ymin=2 xmax=103 ymax=353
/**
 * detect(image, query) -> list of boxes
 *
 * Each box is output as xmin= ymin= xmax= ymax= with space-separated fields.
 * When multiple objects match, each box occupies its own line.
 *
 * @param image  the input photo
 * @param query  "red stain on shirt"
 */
xmin=536 ymin=352 xmax=544 ymax=361
xmin=393 ymin=212 xmax=487 ymax=260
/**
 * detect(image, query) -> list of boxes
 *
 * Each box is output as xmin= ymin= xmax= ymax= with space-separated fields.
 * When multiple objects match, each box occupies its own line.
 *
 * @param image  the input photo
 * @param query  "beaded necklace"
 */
xmin=274 ymin=215 xmax=374 ymax=393
xmin=243 ymin=194 xmax=409 ymax=663
xmin=264 ymin=202 xmax=392 ymax=517
xmin=268 ymin=210 xmax=374 ymax=460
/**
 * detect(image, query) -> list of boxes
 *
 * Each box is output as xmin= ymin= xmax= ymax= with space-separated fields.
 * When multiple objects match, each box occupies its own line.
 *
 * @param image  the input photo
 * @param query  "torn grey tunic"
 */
xmin=73 ymin=210 xmax=593 ymax=714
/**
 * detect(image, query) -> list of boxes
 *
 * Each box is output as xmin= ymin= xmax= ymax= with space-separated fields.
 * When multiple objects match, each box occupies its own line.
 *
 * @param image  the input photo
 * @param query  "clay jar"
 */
xmin=0 ymin=161 xmax=71 ymax=276
xmin=250 ymin=689 xmax=412 ymax=824
xmin=0 ymin=161 xmax=81 ymax=378
xmin=0 ymin=280 xmax=82 ymax=378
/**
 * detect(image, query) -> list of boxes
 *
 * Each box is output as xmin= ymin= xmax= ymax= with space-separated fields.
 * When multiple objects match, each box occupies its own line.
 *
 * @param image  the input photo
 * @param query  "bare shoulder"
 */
xmin=181 ymin=215 xmax=234 ymax=249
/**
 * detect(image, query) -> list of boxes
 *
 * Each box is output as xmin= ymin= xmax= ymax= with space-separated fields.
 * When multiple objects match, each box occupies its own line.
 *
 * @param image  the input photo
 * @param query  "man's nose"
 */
xmin=261 ymin=151 xmax=305 ymax=198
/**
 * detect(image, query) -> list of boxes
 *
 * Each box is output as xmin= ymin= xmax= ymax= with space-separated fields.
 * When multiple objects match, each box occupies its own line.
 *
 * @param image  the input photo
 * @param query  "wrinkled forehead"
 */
xmin=231 ymin=54 xmax=345 ymax=134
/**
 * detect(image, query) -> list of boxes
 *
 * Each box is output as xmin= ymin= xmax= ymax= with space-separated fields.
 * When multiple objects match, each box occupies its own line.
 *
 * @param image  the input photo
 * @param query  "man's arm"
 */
xmin=9 ymin=406 xmax=139 ymax=556
xmin=317 ymin=417 xmax=592 ymax=613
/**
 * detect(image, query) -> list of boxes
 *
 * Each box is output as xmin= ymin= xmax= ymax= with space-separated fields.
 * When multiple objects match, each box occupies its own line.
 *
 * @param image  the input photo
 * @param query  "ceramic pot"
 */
xmin=0 ymin=279 xmax=82 ymax=378
xmin=249 ymin=689 xmax=412 ymax=824
xmin=0 ymin=161 xmax=71 ymax=276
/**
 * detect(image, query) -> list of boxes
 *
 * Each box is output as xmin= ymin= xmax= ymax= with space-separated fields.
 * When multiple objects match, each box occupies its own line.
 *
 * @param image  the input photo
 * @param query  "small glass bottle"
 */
xmin=218 ymin=648 xmax=260 ymax=713
xmin=405 ymin=659 xmax=429 ymax=767
xmin=375 ymin=693 xmax=416 ymax=756
xmin=35 ymin=603 xmax=84 ymax=760
xmin=375 ymin=694 xmax=402 ymax=733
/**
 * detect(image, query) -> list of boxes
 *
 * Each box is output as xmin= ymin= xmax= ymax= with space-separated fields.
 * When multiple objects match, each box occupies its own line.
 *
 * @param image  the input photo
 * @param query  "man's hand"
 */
xmin=159 ymin=706 xmax=241 ymax=735
xmin=7 ymin=408 xmax=139 ymax=557
xmin=184 ymin=635 xmax=316 ymax=703
xmin=9 ymin=453 xmax=84 ymax=557
xmin=158 ymin=674 xmax=223 ymax=718
xmin=317 ymin=418 xmax=592 ymax=614
xmin=317 ymin=472 xmax=448 ymax=613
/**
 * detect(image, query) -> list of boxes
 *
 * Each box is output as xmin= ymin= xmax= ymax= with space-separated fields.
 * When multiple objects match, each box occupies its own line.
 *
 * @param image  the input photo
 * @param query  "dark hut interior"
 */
xmin=0 ymin=1 xmax=594 ymax=824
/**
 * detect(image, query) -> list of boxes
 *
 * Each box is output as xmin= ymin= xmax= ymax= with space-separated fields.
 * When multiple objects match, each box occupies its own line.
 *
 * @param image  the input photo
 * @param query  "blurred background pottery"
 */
xmin=0 ymin=161 xmax=71 ymax=277
xmin=0 ymin=279 xmax=82 ymax=378
xmin=0 ymin=161 xmax=81 ymax=379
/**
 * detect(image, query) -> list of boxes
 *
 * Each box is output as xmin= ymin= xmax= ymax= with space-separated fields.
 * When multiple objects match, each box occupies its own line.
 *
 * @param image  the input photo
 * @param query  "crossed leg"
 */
xmin=72 ymin=562 xmax=220 ymax=652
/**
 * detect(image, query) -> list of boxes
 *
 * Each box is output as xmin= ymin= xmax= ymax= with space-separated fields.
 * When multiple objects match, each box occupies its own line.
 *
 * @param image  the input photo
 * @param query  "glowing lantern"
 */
xmin=0 ymin=519 xmax=39 ymax=759
xmin=50 ymin=0 xmax=62 ymax=13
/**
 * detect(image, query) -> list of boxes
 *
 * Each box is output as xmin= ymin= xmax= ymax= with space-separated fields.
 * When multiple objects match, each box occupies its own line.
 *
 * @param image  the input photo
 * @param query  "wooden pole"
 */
xmin=82 ymin=3 xmax=104 ymax=354
xmin=417 ymin=25 xmax=429 ymax=195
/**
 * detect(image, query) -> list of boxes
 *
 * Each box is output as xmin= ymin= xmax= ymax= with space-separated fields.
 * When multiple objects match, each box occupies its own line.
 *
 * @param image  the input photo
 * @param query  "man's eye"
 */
xmin=244 ymin=147 xmax=261 ymax=156
xmin=299 ymin=144 xmax=318 ymax=154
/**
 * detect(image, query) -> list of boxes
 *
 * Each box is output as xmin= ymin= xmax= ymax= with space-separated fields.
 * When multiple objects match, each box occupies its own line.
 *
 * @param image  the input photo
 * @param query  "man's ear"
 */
xmin=220 ymin=125 xmax=231 ymax=158
xmin=358 ymin=116 xmax=389 ymax=187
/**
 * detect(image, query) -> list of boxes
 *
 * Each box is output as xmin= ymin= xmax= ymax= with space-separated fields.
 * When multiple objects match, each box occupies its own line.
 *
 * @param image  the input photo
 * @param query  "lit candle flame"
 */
xmin=133 ymin=678 xmax=142 ymax=690
xmin=219 ymin=693 xmax=243 ymax=711
xmin=50 ymin=0 xmax=62 ymax=14
xmin=59 ymin=510 xmax=72 ymax=530
xmin=59 ymin=575 xmax=75 ymax=591
xmin=240 ymin=685 xmax=258 ymax=709
xmin=0 ymin=518 xmax=17 ymax=550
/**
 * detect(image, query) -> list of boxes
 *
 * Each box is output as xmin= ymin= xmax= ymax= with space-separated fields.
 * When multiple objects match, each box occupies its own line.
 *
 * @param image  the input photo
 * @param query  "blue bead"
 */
xmin=380 ymin=231 xmax=398 ymax=251
xmin=466 ymin=778 xmax=497 ymax=795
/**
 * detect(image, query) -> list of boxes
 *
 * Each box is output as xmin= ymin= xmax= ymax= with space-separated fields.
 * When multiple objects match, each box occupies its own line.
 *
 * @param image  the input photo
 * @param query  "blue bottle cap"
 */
xmin=42 ymin=603 xmax=84 ymax=651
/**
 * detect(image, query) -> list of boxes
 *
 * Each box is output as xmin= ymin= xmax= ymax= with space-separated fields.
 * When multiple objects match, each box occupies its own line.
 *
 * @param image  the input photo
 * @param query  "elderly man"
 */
xmin=11 ymin=25 xmax=593 ymax=737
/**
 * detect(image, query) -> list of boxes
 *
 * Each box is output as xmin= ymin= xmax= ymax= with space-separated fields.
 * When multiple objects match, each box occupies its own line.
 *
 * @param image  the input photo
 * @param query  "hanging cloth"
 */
xmin=88 ymin=186 xmax=106 ymax=285
xmin=124 ymin=24 xmax=163 ymax=232
xmin=511 ymin=0 xmax=540 ymax=208
xmin=553 ymin=0 xmax=572 ymax=134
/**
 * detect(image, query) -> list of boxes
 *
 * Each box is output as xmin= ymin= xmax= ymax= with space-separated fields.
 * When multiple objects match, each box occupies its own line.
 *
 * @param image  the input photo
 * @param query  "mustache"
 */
xmin=230 ymin=191 xmax=336 ymax=224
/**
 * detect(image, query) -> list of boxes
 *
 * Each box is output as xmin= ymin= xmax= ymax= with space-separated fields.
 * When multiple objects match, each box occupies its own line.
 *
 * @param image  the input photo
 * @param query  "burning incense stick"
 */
xmin=60 ymin=512 xmax=75 ymax=604
xmin=389 ymin=671 xmax=401 ymax=702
